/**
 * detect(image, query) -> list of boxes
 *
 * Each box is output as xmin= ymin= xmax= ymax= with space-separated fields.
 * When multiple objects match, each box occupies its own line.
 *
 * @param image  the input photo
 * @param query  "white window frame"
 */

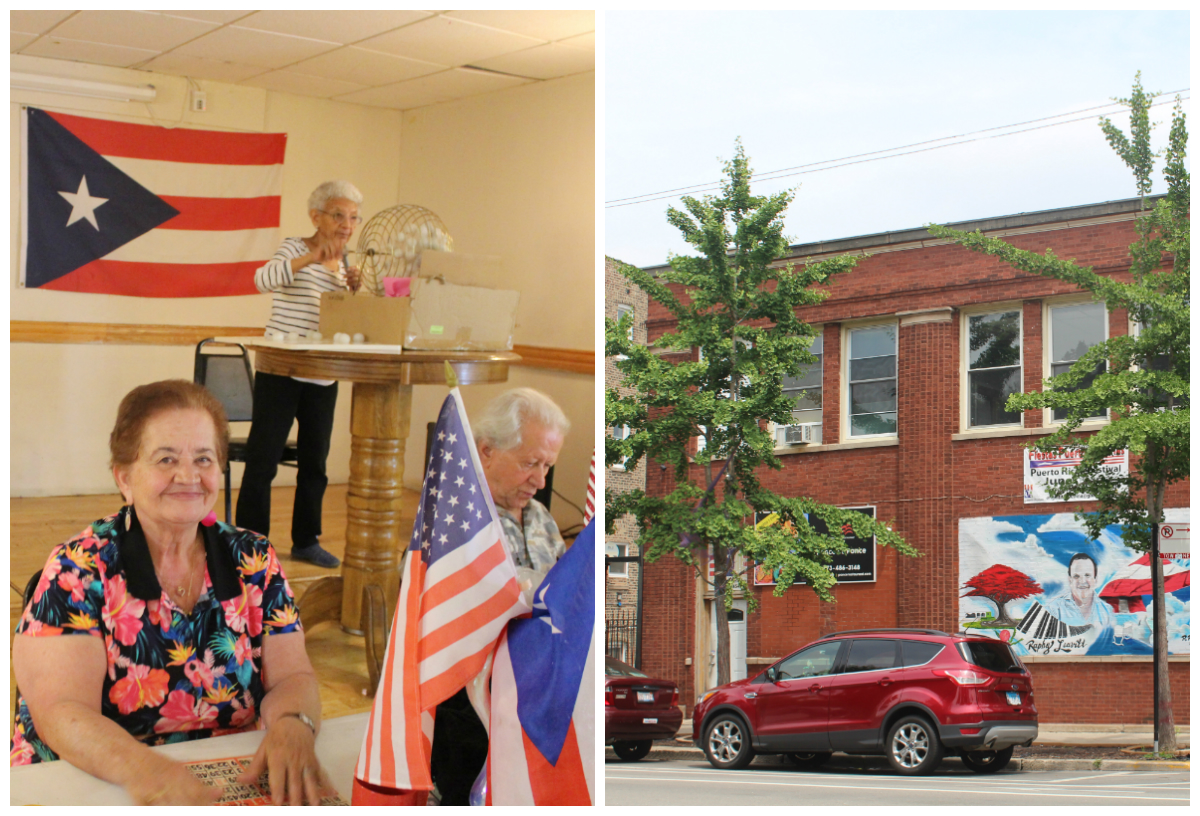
xmin=608 ymin=542 xmax=628 ymax=577
xmin=609 ymin=424 xmax=630 ymax=470
xmin=960 ymin=304 xmax=1023 ymax=431
xmin=614 ymin=302 xmax=634 ymax=360
xmin=841 ymin=319 xmax=899 ymax=441
xmin=1044 ymin=298 xmax=1109 ymax=426
xmin=774 ymin=329 xmax=823 ymax=448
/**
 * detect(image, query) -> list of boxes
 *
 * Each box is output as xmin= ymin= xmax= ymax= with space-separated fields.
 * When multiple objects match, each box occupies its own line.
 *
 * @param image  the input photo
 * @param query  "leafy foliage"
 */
xmin=606 ymin=140 xmax=919 ymax=620
xmin=928 ymin=73 xmax=1189 ymax=550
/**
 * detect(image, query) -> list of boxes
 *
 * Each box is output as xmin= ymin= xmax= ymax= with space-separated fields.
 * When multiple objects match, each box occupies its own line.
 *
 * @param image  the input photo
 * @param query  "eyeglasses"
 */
xmin=319 ymin=210 xmax=363 ymax=225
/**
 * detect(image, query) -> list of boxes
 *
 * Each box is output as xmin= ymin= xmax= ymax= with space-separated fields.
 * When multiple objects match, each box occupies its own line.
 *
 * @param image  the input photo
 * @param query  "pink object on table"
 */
xmin=382 ymin=277 xmax=412 ymax=297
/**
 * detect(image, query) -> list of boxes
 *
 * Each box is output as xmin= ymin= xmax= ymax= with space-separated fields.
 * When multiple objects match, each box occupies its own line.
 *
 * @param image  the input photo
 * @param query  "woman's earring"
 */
xmin=125 ymin=504 xmax=134 ymax=532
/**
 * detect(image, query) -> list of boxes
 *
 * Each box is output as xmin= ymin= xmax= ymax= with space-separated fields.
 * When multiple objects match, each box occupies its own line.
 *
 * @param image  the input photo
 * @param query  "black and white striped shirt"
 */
xmin=256 ymin=237 xmax=348 ymax=336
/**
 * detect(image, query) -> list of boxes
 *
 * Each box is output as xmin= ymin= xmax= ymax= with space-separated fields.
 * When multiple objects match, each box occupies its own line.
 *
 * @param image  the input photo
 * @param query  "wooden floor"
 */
xmin=10 ymin=483 xmax=421 ymax=731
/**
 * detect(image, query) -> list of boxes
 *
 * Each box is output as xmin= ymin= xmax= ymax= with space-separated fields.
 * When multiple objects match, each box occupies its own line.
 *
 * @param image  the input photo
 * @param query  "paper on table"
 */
xmin=184 ymin=755 xmax=349 ymax=806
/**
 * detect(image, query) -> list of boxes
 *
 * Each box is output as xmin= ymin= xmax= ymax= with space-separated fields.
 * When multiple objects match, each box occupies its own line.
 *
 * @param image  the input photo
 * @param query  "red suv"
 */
xmin=692 ymin=628 xmax=1037 ymax=775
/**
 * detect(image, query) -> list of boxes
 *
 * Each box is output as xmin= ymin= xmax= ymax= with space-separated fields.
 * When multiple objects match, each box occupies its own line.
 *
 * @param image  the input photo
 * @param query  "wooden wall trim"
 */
xmin=11 ymin=321 xmax=594 ymax=375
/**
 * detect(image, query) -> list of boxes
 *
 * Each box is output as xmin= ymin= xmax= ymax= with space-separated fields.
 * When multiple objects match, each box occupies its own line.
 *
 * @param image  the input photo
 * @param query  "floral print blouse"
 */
xmin=10 ymin=506 xmax=302 ymax=766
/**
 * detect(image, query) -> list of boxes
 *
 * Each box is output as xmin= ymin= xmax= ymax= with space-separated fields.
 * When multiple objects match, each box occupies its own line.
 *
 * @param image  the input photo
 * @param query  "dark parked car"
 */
xmin=692 ymin=628 xmax=1037 ymax=775
xmin=605 ymin=656 xmax=683 ymax=761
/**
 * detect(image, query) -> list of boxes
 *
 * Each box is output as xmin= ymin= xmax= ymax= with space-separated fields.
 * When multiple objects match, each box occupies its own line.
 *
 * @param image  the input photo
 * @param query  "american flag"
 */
xmin=583 ymin=449 xmax=596 ymax=525
xmin=487 ymin=519 xmax=596 ymax=805
xmin=20 ymin=107 xmax=284 ymax=297
xmin=354 ymin=388 xmax=530 ymax=794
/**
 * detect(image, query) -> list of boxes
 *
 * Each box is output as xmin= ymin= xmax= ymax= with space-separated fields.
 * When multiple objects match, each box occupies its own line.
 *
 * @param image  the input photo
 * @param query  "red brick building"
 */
xmin=635 ymin=197 xmax=1190 ymax=725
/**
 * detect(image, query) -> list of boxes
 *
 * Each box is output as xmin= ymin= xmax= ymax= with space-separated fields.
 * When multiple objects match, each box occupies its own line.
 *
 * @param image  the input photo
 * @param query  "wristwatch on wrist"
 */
xmin=279 ymin=711 xmax=316 ymax=734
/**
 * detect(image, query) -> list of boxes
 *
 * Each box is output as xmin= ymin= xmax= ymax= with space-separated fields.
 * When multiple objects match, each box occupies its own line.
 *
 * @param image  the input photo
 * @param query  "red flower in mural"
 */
xmin=155 ymin=690 xmax=218 ymax=733
xmin=109 ymin=663 xmax=170 ymax=715
xmin=102 ymin=574 xmax=145 ymax=646
xmin=962 ymin=564 xmax=1043 ymax=627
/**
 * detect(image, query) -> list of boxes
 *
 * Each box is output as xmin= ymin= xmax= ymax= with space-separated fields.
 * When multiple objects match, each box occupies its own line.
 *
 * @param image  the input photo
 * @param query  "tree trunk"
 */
xmin=990 ymin=599 xmax=1016 ymax=627
xmin=1146 ymin=445 xmax=1176 ymax=753
xmin=713 ymin=542 xmax=731 ymax=687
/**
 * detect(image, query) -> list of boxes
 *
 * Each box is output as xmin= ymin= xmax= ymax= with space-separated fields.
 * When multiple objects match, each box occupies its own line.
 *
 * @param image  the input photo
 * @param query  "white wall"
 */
xmin=10 ymin=56 xmax=596 ymax=539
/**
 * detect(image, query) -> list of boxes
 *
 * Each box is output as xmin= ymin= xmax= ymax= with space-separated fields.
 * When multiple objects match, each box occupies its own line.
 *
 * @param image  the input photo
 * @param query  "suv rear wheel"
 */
xmin=960 ymin=746 xmax=1013 ymax=773
xmin=885 ymin=715 xmax=944 ymax=775
xmin=703 ymin=713 xmax=756 ymax=769
xmin=786 ymin=751 xmax=832 ymax=770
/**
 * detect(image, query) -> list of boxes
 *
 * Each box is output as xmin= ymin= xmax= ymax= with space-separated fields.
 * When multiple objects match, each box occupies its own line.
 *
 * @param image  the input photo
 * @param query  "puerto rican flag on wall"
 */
xmin=19 ymin=107 xmax=285 ymax=297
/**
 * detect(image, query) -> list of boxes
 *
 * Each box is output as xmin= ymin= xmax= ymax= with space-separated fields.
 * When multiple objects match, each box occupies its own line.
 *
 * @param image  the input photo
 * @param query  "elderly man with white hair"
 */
xmin=474 ymin=386 xmax=571 ymax=576
xmin=430 ymin=387 xmax=570 ymax=806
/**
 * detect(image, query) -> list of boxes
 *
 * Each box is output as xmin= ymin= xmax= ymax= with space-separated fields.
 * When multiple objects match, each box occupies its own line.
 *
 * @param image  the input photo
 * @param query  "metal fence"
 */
xmin=605 ymin=608 xmax=638 ymax=665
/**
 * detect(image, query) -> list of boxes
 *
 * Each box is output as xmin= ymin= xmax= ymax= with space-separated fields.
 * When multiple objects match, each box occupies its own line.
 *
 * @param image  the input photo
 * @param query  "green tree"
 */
xmin=928 ymin=74 xmax=1188 ymax=752
xmin=606 ymin=141 xmax=918 ymax=687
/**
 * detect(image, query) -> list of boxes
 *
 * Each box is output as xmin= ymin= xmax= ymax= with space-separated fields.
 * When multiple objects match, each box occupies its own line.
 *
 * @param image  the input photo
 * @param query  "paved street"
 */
xmin=604 ymin=758 xmax=1190 ymax=806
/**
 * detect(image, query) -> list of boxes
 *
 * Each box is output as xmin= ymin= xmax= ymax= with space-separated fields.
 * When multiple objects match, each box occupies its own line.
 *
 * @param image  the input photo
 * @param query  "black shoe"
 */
xmin=292 ymin=544 xmax=340 ymax=568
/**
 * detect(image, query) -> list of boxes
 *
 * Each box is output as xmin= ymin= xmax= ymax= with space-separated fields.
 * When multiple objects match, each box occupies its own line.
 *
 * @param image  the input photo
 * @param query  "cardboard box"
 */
xmin=319 ymin=252 xmax=519 ymax=350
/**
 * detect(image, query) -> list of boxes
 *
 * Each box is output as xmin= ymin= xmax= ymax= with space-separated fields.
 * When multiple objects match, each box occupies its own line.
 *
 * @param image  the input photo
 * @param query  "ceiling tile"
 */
xmin=140 ymin=53 xmax=268 ymax=84
xmin=236 ymin=10 xmax=433 ymax=45
xmin=173 ymin=26 xmax=341 ymax=70
xmin=333 ymin=67 xmax=530 ymax=111
xmin=10 ymin=10 xmax=76 ymax=36
xmin=21 ymin=36 xmax=160 ymax=69
xmin=290 ymin=46 xmax=444 ymax=86
xmin=49 ymin=11 xmax=218 ymax=52
xmin=443 ymin=10 xmax=594 ymax=42
xmin=151 ymin=10 xmax=255 ymax=25
xmin=472 ymin=43 xmax=594 ymax=81
xmin=241 ymin=70 xmax=367 ymax=99
xmin=357 ymin=15 xmax=542 ymax=67
xmin=11 ymin=31 xmax=38 ymax=51
xmin=558 ymin=31 xmax=594 ymax=54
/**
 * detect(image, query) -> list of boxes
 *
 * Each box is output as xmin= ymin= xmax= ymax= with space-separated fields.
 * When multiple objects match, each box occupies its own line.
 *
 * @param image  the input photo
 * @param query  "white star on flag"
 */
xmin=58 ymin=176 xmax=108 ymax=230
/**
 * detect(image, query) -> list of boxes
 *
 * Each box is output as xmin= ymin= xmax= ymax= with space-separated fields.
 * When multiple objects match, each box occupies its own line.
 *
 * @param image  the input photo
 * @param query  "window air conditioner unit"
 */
xmin=783 ymin=424 xmax=816 ymax=445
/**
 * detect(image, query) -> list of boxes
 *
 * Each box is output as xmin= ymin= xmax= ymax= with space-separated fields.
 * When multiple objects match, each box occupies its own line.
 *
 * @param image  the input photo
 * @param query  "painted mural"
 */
xmin=958 ymin=510 xmax=1190 ymax=657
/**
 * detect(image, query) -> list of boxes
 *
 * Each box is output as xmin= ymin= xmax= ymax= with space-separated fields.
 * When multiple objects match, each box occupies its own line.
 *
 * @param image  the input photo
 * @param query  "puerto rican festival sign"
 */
xmin=958 ymin=510 xmax=1190 ymax=657
xmin=1023 ymin=447 xmax=1128 ymax=504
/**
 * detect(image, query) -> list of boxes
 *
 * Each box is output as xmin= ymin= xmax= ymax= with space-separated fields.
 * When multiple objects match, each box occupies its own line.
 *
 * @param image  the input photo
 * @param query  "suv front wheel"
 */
xmin=703 ymin=713 xmax=756 ymax=769
xmin=885 ymin=715 xmax=944 ymax=776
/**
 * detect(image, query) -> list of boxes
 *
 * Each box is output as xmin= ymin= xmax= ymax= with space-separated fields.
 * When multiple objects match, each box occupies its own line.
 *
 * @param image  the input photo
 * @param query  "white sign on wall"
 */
xmin=1159 ymin=523 xmax=1190 ymax=557
xmin=1023 ymin=447 xmax=1128 ymax=504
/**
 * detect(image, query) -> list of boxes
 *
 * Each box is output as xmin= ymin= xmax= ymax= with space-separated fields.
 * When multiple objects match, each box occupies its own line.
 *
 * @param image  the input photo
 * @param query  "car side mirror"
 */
xmin=765 ymin=666 xmax=778 ymax=683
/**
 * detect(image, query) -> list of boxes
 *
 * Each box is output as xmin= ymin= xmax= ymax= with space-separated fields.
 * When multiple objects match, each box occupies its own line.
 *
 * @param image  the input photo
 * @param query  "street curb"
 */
xmin=604 ymin=747 xmax=1190 ymax=772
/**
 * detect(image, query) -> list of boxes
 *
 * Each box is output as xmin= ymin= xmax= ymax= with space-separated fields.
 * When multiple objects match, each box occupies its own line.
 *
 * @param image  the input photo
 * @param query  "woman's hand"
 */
xmin=345 ymin=264 xmax=361 ymax=293
xmin=309 ymin=232 xmax=346 ymax=267
xmin=236 ymin=716 xmax=332 ymax=805
xmin=128 ymin=757 xmax=224 ymax=805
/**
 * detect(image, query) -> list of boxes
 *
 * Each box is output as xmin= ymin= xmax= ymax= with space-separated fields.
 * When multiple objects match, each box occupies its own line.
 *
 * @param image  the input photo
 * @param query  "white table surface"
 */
xmin=10 ymin=712 xmax=370 ymax=806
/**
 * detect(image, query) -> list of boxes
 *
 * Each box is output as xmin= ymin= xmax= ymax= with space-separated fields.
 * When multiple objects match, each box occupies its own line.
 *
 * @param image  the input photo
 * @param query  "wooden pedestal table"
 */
xmin=222 ymin=339 xmax=517 ymax=671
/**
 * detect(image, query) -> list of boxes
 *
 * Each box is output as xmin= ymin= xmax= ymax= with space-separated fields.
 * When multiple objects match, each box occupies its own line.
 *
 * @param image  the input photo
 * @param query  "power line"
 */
xmin=606 ymin=90 xmax=1189 ymax=209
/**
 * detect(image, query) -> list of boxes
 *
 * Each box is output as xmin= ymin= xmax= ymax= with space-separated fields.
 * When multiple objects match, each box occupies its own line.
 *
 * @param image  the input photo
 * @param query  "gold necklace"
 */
xmin=165 ymin=545 xmax=204 ymax=603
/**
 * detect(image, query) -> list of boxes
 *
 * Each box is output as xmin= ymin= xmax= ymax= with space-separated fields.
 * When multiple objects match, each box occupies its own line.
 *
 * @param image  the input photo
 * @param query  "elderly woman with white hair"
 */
xmin=430 ymin=387 xmax=569 ymax=805
xmin=235 ymin=181 xmax=363 ymax=568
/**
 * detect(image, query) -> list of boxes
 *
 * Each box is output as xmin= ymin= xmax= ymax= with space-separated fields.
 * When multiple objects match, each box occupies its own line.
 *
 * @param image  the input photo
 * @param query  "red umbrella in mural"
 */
xmin=1099 ymin=553 xmax=1190 ymax=613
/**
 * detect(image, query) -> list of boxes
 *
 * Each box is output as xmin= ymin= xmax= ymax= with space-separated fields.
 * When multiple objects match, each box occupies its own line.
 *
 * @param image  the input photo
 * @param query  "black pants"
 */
xmin=430 ymin=688 xmax=489 ymax=806
xmin=235 ymin=372 xmax=337 ymax=548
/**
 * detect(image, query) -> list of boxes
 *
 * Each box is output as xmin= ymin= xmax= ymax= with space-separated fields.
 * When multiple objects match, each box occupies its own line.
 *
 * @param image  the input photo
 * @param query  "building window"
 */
xmin=847 ymin=324 xmax=897 ymax=437
xmin=779 ymin=333 xmax=822 ymax=444
xmin=610 ymin=424 xmax=630 ymax=470
xmin=1048 ymin=302 xmax=1107 ymax=422
xmin=966 ymin=309 xmax=1022 ymax=427
xmin=608 ymin=542 xmax=628 ymax=577
xmin=616 ymin=302 xmax=634 ymax=341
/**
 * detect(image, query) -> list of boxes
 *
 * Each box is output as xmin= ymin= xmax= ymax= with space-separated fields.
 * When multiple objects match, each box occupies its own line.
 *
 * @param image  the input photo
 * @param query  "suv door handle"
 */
xmin=808 ymin=683 xmax=821 ymax=693
xmin=744 ymin=692 xmax=757 ymax=699
xmin=877 ymin=677 xmax=892 ymax=686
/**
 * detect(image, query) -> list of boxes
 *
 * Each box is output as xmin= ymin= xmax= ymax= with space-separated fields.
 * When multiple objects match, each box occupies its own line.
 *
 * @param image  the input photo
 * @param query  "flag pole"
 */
xmin=444 ymin=361 xmax=458 ymax=389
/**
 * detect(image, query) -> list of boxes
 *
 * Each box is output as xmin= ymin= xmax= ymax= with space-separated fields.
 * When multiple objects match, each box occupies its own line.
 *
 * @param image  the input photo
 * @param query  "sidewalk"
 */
xmin=605 ymin=721 xmax=1190 ymax=772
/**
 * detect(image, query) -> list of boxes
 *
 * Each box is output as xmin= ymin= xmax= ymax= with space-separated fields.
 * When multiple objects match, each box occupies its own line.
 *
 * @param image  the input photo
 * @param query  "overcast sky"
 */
xmin=605 ymin=11 xmax=1190 ymax=268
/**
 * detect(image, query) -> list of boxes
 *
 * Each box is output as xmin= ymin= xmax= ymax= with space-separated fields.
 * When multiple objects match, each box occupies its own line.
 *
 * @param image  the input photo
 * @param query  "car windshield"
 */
xmin=606 ymin=657 xmax=650 ymax=678
xmin=958 ymin=639 xmax=1021 ymax=672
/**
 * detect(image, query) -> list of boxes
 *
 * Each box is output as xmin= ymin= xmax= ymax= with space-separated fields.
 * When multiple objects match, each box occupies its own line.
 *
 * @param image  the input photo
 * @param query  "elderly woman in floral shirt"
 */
xmin=12 ymin=381 xmax=328 ymax=805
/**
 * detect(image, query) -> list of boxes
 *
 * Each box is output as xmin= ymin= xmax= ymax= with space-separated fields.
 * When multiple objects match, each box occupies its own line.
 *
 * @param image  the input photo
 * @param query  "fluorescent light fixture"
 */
xmin=10 ymin=71 xmax=157 ymax=103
